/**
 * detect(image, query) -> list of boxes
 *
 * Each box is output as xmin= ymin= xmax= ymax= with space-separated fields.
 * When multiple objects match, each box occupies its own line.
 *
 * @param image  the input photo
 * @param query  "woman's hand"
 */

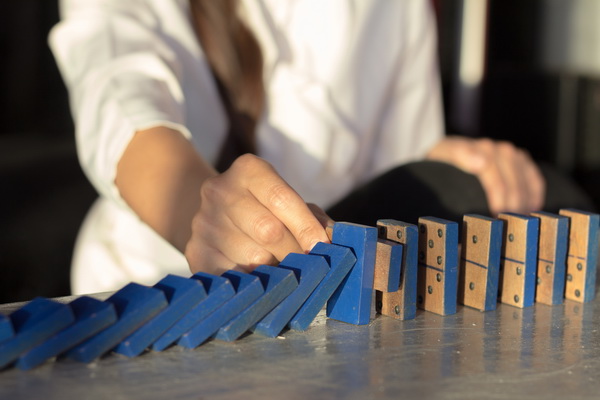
xmin=185 ymin=154 xmax=332 ymax=275
xmin=426 ymin=136 xmax=545 ymax=215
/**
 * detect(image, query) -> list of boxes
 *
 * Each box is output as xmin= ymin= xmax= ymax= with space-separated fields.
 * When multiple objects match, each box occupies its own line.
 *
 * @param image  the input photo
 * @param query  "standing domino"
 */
xmin=458 ymin=214 xmax=503 ymax=312
xmin=497 ymin=213 xmax=540 ymax=308
xmin=326 ymin=222 xmax=378 ymax=325
xmin=376 ymin=220 xmax=418 ymax=321
xmin=417 ymin=217 xmax=459 ymax=316
xmin=559 ymin=209 xmax=599 ymax=303
xmin=531 ymin=212 xmax=569 ymax=305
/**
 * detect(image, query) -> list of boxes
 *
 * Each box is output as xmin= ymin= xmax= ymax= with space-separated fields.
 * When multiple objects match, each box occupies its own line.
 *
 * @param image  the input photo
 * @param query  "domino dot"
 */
xmin=428 ymin=286 xmax=433 ymax=294
xmin=577 ymin=263 xmax=583 ymax=271
xmin=546 ymin=265 xmax=552 ymax=273
xmin=428 ymin=240 xmax=434 ymax=248
xmin=469 ymin=282 xmax=475 ymax=290
xmin=514 ymin=295 xmax=520 ymax=303
xmin=437 ymin=256 xmax=442 ymax=265
xmin=437 ymin=229 xmax=443 ymax=238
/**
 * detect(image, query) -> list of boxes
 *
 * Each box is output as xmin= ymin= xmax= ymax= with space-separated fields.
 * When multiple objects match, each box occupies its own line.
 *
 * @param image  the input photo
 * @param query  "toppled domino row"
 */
xmin=0 ymin=209 xmax=597 ymax=371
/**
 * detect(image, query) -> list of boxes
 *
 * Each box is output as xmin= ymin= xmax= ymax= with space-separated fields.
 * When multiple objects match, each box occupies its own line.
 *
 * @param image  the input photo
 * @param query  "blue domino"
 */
xmin=114 ymin=275 xmax=207 ymax=357
xmin=0 ymin=298 xmax=74 ymax=369
xmin=16 ymin=296 xmax=117 ymax=370
xmin=215 ymin=265 xmax=298 ymax=342
xmin=326 ymin=222 xmax=378 ymax=325
xmin=289 ymin=243 xmax=356 ymax=331
xmin=0 ymin=314 xmax=13 ymax=344
xmin=253 ymin=253 xmax=329 ymax=337
xmin=66 ymin=283 xmax=167 ymax=363
xmin=151 ymin=273 xmax=234 ymax=351
xmin=384 ymin=241 xmax=403 ymax=292
xmin=178 ymin=270 xmax=264 ymax=348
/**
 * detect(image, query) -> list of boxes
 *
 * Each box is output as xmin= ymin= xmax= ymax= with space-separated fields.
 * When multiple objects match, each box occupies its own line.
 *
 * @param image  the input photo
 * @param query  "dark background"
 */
xmin=1 ymin=1 xmax=599 ymax=303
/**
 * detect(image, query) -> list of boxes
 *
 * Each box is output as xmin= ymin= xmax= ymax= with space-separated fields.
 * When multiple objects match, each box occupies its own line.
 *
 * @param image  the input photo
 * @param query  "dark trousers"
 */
xmin=326 ymin=161 xmax=595 ymax=226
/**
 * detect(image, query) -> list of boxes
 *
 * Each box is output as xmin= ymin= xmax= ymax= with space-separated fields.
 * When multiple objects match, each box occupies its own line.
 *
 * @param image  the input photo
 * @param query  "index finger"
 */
xmin=235 ymin=155 xmax=330 ymax=252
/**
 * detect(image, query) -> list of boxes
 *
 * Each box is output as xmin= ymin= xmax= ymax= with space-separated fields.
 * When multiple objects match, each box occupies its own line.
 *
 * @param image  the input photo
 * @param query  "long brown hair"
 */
xmin=189 ymin=0 xmax=264 ymax=171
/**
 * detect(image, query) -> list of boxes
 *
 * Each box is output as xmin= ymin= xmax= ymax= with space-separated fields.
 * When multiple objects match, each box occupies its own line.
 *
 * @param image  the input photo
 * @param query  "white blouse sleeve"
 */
xmin=49 ymin=0 xmax=195 ymax=207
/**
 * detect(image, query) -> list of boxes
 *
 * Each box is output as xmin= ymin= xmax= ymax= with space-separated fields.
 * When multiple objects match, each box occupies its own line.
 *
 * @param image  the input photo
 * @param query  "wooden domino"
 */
xmin=215 ymin=265 xmax=298 ymax=342
xmin=373 ymin=239 xmax=403 ymax=293
xmin=0 ymin=314 xmax=13 ymax=344
xmin=497 ymin=213 xmax=540 ymax=308
xmin=327 ymin=222 xmax=378 ymax=325
xmin=458 ymin=214 xmax=503 ymax=311
xmin=559 ymin=209 xmax=600 ymax=303
xmin=152 ymin=273 xmax=234 ymax=351
xmin=17 ymin=296 xmax=117 ymax=370
xmin=0 ymin=298 xmax=74 ymax=369
xmin=254 ymin=253 xmax=328 ymax=337
xmin=114 ymin=275 xmax=207 ymax=357
xmin=531 ymin=212 xmax=569 ymax=306
xmin=178 ymin=270 xmax=264 ymax=348
xmin=288 ymin=242 xmax=357 ymax=331
xmin=417 ymin=217 xmax=459 ymax=316
xmin=66 ymin=283 xmax=167 ymax=363
xmin=375 ymin=220 xmax=418 ymax=320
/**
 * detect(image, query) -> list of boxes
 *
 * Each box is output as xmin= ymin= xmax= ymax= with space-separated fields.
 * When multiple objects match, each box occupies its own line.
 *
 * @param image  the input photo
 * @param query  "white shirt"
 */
xmin=50 ymin=0 xmax=444 ymax=294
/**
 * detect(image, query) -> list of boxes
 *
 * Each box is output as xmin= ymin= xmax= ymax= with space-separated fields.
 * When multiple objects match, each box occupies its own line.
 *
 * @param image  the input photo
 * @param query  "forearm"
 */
xmin=115 ymin=126 xmax=217 ymax=253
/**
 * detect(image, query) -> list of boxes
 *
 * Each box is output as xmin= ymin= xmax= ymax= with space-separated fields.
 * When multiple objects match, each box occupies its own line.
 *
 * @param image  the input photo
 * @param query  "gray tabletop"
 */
xmin=0 ymin=292 xmax=599 ymax=400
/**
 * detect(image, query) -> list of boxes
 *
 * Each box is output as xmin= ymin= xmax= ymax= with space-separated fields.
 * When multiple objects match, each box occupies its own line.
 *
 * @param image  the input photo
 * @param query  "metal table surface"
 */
xmin=0 ymin=292 xmax=599 ymax=400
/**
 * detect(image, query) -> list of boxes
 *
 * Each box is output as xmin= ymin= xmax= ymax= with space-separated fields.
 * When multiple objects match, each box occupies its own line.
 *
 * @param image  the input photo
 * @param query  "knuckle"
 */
xmin=476 ymin=138 xmax=494 ymax=150
xmin=231 ymin=153 xmax=269 ymax=174
xmin=498 ymin=141 xmax=516 ymax=156
xmin=266 ymin=184 xmax=295 ymax=211
xmin=295 ymin=225 xmax=320 ymax=250
xmin=253 ymin=214 xmax=285 ymax=245
xmin=199 ymin=176 xmax=223 ymax=202
xmin=246 ymin=247 xmax=274 ymax=266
